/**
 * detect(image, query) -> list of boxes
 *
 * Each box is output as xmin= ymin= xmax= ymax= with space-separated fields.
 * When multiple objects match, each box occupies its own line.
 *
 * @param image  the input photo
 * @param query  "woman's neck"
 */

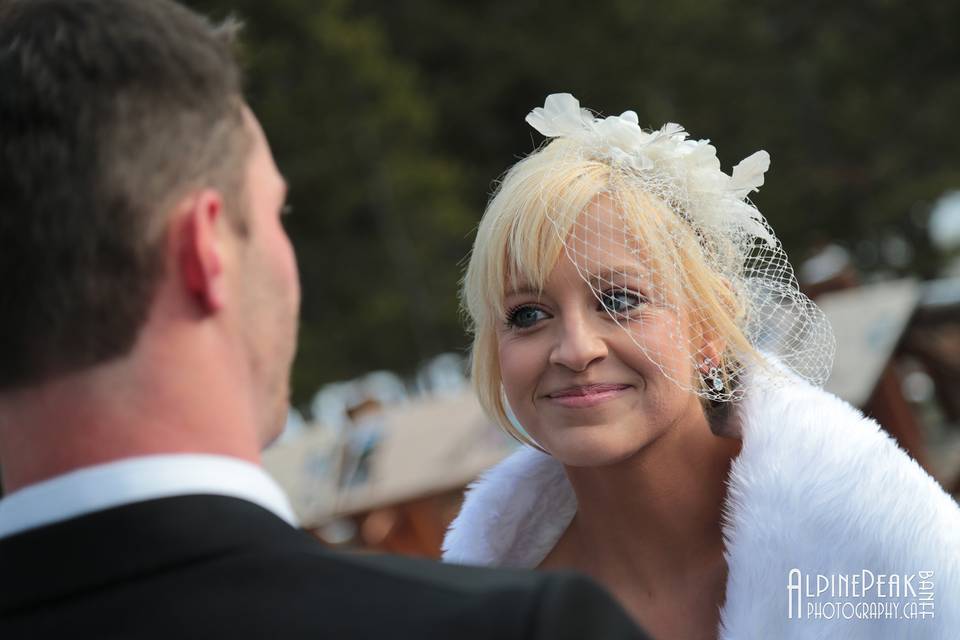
xmin=539 ymin=406 xmax=740 ymax=638
xmin=553 ymin=407 xmax=741 ymax=590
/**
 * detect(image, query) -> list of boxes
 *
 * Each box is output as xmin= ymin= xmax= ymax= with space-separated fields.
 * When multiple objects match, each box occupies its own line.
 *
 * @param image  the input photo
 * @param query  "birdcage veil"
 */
xmin=521 ymin=93 xmax=835 ymax=401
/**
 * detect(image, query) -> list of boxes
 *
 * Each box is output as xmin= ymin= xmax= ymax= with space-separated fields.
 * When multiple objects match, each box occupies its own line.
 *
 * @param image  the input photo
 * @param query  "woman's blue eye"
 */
xmin=506 ymin=305 xmax=547 ymax=329
xmin=600 ymin=289 xmax=644 ymax=315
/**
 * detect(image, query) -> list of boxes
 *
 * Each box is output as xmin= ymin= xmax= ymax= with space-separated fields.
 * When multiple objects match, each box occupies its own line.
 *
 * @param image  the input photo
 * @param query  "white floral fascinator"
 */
xmin=520 ymin=93 xmax=835 ymax=401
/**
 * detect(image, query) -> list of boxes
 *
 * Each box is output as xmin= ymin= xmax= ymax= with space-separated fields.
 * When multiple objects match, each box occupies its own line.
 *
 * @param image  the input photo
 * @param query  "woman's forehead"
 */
xmin=563 ymin=196 xmax=650 ymax=271
xmin=496 ymin=187 xmax=690 ymax=308
xmin=503 ymin=250 xmax=655 ymax=299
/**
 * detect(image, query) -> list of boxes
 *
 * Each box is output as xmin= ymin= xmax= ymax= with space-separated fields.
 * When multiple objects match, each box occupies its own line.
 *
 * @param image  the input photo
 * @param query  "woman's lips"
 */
xmin=546 ymin=383 xmax=632 ymax=408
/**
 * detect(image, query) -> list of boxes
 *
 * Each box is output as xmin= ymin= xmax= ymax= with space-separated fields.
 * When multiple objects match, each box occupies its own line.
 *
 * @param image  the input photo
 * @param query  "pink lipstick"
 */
xmin=546 ymin=383 xmax=631 ymax=408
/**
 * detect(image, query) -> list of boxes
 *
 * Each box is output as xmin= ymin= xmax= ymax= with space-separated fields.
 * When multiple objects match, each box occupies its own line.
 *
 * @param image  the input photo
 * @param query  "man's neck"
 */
xmin=0 ymin=346 xmax=262 ymax=494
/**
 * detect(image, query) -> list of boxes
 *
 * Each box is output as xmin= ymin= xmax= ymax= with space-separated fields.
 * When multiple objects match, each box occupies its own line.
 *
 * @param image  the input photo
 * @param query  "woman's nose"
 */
xmin=548 ymin=312 xmax=608 ymax=372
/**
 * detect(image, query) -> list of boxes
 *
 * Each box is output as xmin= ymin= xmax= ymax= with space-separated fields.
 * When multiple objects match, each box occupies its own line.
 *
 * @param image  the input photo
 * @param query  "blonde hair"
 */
xmin=462 ymin=139 xmax=763 ymax=445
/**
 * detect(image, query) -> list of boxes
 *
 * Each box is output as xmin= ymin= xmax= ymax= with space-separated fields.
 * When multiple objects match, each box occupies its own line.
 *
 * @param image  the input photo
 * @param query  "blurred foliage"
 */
xmin=186 ymin=0 xmax=960 ymax=410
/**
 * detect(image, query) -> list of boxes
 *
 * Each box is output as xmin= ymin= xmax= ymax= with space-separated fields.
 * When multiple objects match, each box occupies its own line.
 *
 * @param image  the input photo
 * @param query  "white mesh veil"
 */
xmin=523 ymin=93 xmax=835 ymax=402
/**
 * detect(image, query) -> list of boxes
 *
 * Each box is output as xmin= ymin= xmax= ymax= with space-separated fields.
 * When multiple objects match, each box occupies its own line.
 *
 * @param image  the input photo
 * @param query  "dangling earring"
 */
xmin=702 ymin=359 xmax=724 ymax=393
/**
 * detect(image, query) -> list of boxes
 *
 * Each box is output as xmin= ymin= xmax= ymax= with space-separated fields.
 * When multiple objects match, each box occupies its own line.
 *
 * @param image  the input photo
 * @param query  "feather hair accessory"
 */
xmin=516 ymin=93 xmax=835 ymax=400
xmin=526 ymin=93 xmax=774 ymax=247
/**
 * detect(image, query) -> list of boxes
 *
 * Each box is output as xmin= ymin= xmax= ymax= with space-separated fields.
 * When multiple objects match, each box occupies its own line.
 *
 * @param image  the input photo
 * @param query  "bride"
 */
xmin=443 ymin=93 xmax=960 ymax=639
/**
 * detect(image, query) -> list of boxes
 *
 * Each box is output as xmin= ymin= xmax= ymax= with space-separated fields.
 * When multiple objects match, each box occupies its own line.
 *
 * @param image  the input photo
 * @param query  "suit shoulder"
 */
xmin=264 ymin=546 xmax=646 ymax=639
xmin=530 ymin=572 xmax=648 ymax=639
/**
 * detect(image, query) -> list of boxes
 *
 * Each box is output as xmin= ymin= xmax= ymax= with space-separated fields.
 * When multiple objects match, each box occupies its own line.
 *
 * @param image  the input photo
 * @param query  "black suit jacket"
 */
xmin=0 ymin=494 xmax=648 ymax=639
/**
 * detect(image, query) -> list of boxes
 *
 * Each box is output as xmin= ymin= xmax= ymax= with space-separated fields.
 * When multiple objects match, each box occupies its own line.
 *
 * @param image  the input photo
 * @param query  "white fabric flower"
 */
xmin=525 ymin=93 xmax=773 ymax=245
xmin=524 ymin=93 xmax=592 ymax=138
xmin=511 ymin=93 xmax=834 ymax=403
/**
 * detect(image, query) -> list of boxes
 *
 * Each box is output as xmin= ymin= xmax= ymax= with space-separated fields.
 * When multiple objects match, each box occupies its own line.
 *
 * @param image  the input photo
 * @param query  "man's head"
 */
xmin=0 ymin=0 xmax=299 ymax=447
xmin=0 ymin=0 xmax=247 ymax=386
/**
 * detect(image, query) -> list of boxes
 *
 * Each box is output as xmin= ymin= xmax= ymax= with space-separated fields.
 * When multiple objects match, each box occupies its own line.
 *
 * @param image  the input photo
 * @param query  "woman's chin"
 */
xmin=539 ymin=424 xmax=654 ymax=468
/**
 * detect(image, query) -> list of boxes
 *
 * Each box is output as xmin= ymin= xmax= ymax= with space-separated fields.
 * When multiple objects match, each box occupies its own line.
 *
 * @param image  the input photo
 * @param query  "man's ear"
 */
xmin=174 ymin=189 xmax=229 ymax=313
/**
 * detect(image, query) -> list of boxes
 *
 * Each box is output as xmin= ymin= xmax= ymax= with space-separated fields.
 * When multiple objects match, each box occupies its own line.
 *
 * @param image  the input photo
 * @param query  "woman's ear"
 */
xmin=693 ymin=314 xmax=726 ymax=374
xmin=700 ymin=337 xmax=725 ymax=372
xmin=695 ymin=320 xmax=745 ymax=439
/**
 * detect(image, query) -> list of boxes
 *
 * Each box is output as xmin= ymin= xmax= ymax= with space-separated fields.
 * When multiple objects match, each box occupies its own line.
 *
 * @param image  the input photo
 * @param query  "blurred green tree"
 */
xmin=188 ymin=0 xmax=475 ymax=407
xmin=362 ymin=0 xmax=960 ymax=272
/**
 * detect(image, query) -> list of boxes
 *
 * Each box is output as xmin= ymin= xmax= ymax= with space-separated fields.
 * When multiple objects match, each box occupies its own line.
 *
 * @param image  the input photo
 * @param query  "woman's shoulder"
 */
xmin=732 ymin=374 xmax=958 ymax=530
xmin=442 ymin=446 xmax=576 ymax=568
xmin=721 ymin=377 xmax=960 ymax=636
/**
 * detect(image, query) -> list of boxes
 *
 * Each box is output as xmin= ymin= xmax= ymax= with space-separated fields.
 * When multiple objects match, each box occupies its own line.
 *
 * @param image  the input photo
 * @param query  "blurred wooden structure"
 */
xmin=815 ymin=277 xmax=960 ymax=493
xmin=817 ymin=279 xmax=930 ymax=470
xmin=263 ymin=392 xmax=515 ymax=557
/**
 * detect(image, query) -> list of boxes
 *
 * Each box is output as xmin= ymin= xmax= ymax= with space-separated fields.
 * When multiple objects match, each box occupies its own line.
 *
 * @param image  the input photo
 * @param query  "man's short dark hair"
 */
xmin=0 ymin=0 xmax=249 ymax=389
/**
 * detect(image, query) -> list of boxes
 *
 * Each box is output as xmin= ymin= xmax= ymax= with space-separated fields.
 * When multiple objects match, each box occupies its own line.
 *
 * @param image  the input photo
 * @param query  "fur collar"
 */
xmin=443 ymin=377 xmax=960 ymax=638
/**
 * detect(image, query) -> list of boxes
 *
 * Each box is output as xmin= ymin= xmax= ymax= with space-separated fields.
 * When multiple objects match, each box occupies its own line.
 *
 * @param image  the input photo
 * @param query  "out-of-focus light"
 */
xmin=929 ymin=191 xmax=960 ymax=250
xmin=800 ymin=244 xmax=851 ymax=284
xmin=882 ymin=234 xmax=913 ymax=268
xmin=902 ymin=370 xmax=935 ymax=404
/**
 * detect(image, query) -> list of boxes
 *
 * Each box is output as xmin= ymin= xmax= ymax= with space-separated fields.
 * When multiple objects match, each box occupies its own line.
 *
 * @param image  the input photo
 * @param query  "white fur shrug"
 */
xmin=443 ymin=376 xmax=960 ymax=639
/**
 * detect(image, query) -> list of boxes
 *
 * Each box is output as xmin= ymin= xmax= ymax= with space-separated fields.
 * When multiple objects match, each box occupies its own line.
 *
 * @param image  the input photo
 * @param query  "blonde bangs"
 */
xmin=465 ymin=140 xmax=613 ymax=329
xmin=462 ymin=140 xmax=615 ymax=442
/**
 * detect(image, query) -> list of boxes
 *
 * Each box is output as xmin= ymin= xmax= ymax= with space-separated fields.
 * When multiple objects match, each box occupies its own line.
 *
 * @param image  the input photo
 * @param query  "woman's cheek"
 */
xmin=499 ymin=342 xmax=543 ymax=424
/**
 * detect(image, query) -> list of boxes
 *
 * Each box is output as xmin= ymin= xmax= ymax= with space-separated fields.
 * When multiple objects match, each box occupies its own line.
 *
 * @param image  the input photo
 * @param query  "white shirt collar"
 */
xmin=0 ymin=454 xmax=299 ymax=539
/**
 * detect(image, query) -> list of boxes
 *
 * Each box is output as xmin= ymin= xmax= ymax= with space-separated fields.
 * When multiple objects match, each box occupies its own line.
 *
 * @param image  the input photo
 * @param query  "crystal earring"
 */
xmin=702 ymin=359 xmax=724 ymax=393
